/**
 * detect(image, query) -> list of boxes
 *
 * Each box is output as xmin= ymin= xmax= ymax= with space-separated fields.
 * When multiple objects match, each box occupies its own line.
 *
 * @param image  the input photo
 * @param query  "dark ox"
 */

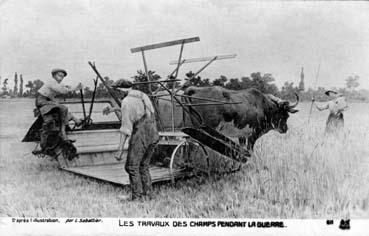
xmin=183 ymin=86 xmax=299 ymax=150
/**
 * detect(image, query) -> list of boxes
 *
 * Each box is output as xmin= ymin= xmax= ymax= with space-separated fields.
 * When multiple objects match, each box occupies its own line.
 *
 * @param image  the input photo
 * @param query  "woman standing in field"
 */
xmin=312 ymin=90 xmax=348 ymax=133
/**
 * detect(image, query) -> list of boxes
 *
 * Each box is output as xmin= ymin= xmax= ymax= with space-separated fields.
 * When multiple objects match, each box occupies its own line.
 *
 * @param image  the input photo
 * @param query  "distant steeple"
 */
xmin=298 ymin=67 xmax=305 ymax=91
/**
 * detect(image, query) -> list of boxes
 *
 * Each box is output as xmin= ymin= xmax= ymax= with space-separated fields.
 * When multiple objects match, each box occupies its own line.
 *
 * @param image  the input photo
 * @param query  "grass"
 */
xmin=0 ymin=100 xmax=368 ymax=218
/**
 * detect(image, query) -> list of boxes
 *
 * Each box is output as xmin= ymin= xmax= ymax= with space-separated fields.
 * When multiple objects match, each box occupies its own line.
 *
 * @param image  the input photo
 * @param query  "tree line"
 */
xmin=1 ymin=70 xmax=367 ymax=102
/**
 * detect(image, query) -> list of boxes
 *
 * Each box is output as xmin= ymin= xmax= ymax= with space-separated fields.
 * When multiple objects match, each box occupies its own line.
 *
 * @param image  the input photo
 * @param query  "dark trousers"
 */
xmin=125 ymin=143 xmax=157 ymax=199
xmin=124 ymin=114 xmax=159 ymax=200
xmin=35 ymin=94 xmax=70 ymax=126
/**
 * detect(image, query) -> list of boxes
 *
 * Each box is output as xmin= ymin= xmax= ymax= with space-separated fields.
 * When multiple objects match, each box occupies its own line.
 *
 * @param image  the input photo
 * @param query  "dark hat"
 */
xmin=324 ymin=90 xmax=338 ymax=96
xmin=51 ymin=68 xmax=67 ymax=77
xmin=111 ymin=78 xmax=133 ymax=88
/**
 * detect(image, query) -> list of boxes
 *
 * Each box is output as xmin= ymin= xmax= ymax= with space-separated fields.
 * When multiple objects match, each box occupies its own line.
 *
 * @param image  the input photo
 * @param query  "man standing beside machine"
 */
xmin=103 ymin=79 xmax=159 ymax=201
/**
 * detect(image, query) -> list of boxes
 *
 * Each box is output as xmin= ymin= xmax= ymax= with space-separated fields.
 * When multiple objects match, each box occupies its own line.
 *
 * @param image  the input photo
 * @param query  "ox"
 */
xmin=183 ymin=86 xmax=299 ymax=150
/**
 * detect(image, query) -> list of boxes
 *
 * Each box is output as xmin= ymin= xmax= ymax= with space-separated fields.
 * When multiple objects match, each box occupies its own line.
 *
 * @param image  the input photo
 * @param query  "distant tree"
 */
xmin=248 ymin=72 xmax=279 ymax=95
xmin=33 ymin=79 xmax=44 ymax=93
xmin=25 ymin=81 xmax=34 ymax=96
xmin=280 ymin=82 xmax=299 ymax=100
xmin=184 ymin=71 xmax=211 ymax=87
xmin=212 ymin=75 xmax=228 ymax=87
xmin=225 ymin=78 xmax=242 ymax=90
xmin=19 ymin=74 xmax=24 ymax=97
xmin=2 ymin=78 xmax=9 ymax=95
xmin=132 ymin=70 xmax=161 ymax=94
xmin=250 ymin=72 xmax=267 ymax=92
xmin=201 ymin=78 xmax=211 ymax=86
xmin=240 ymin=76 xmax=253 ymax=88
xmin=24 ymin=79 xmax=44 ymax=97
xmin=205 ymin=72 xmax=279 ymax=94
xmin=95 ymin=76 xmax=117 ymax=98
xmin=13 ymin=73 xmax=18 ymax=96
xmin=345 ymin=75 xmax=360 ymax=91
xmin=83 ymin=86 xmax=93 ymax=98
xmin=312 ymin=87 xmax=329 ymax=101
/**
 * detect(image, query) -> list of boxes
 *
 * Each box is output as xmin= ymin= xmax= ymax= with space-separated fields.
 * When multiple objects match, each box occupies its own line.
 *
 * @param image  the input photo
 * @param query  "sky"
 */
xmin=1 ymin=0 xmax=369 ymax=90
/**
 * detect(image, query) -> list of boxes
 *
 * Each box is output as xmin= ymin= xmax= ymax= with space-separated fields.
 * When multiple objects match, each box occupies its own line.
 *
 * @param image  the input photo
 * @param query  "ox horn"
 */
xmin=288 ymin=93 xmax=299 ymax=108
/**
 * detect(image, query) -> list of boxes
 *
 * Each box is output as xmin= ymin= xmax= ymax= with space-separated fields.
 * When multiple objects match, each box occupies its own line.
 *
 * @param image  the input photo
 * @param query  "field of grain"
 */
xmin=0 ymin=98 xmax=368 ymax=218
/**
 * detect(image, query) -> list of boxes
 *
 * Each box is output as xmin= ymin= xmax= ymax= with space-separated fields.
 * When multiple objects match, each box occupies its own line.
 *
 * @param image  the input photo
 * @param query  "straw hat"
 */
xmin=51 ymin=68 xmax=67 ymax=77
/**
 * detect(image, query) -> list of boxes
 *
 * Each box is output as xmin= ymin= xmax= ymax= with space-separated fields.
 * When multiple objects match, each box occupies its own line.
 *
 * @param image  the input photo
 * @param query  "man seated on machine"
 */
xmin=34 ymin=68 xmax=83 ymax=155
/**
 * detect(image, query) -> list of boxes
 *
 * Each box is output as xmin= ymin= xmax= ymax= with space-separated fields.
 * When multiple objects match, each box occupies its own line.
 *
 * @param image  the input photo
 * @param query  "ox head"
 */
xmin=268 ymin=93 xmax=299 ymax=133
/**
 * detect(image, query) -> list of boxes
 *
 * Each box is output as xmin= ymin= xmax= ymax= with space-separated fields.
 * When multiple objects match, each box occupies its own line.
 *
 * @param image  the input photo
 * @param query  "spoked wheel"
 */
xmin=169 ymin=139 xmax=209 ymax=184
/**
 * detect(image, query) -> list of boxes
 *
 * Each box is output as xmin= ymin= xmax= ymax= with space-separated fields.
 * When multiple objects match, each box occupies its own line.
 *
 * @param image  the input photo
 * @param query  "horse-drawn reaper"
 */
xmin=22 ymin=36 xmax=296 ymax=187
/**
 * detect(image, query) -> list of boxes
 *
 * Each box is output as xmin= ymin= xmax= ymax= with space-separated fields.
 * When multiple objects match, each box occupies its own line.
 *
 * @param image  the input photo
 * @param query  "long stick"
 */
xmin=177 ymin=102 xmax=242 ymax=106
xmin=308 ymin=63 xmax=321 ymax=124
xmin=79 ymin=89 xmax=87 ymax=121
xmin=132 ymin=79 xmax=181 ymax=85
xmin=170 ymin=42 xmax=185 ymax=131
xmin=191 ymin=56 xmax=218 ymax=79
xmin=173 ymin=56 xmax=218 ymax=95
xmin=153 ymin=93 xmax=241 ymax=103
xmin=168 ymin=61 xmax=185 ymax=78
xmin=88 ymin=61 xmax=121 ymax=107
xmin=87 ymin=77 xmax=98 ymax=122
xmin=169 ymin=54 xmax=237 ymax=65
xmin=141 ymin=51 xmax=152 ymax=94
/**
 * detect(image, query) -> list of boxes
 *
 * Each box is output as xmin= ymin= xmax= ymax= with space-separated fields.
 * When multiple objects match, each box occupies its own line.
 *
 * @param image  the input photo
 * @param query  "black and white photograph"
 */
xmin=0 ymin=0 xmax=368 ymax=235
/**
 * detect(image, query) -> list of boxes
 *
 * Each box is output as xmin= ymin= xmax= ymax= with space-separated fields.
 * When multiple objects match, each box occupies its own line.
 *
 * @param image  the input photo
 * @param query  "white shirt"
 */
xmin=316 ymin=96 xmax=348 ymax=115
xmin=120 ymin=90 xmax=155 ymax=136
xmin=38 ymin=78 xmax=78 ymax=100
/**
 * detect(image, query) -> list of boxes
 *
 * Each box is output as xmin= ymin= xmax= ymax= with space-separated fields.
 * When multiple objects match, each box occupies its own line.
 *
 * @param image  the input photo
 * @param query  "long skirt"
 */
xmin=325 ymin=112 xmax=344 ymax=134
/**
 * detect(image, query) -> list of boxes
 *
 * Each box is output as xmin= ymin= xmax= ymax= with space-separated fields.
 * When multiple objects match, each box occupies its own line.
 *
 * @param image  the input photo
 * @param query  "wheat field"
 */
xmin=0 ymin=99 xmax=368 ymax=218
